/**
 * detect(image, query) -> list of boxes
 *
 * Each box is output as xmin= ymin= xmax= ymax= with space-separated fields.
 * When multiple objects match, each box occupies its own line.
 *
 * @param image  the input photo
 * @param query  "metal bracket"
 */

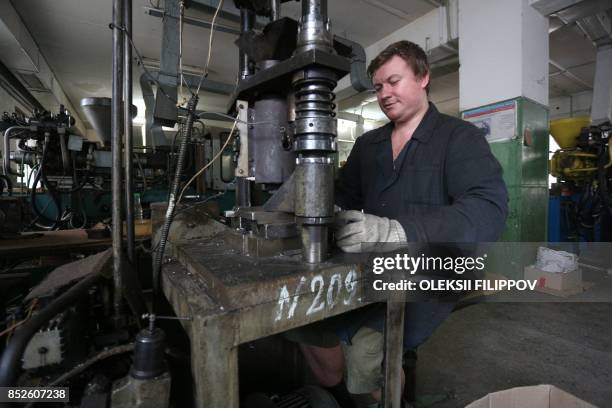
xmin=235 ymin=100 xmax=250 ymax=177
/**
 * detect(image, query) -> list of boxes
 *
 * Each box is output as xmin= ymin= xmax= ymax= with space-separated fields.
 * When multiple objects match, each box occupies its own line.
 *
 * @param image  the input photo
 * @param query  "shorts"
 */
xmin=342 ymin=302 xmax=455 ymax=394
xmin=342 ymin=326 xmax=384 ymax=394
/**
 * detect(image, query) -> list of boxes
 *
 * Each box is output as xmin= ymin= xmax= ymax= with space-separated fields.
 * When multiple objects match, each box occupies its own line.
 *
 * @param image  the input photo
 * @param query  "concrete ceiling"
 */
xmin=343 ymin=13 xmax=607 ymax=122
xmin=7 ymin=0 xmax=436 ymax=132
xmin=3 ymin=0 xmax=609 ymax=132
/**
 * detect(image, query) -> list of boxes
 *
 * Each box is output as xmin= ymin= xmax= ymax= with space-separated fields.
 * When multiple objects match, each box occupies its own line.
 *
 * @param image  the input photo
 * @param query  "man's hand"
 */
xmin=334 ymin=210 xmax=407 ymax=253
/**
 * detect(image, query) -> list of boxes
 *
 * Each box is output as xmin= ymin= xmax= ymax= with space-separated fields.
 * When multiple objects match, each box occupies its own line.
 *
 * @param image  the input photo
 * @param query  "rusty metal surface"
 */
xmin=160 ymin=230 xmax=383 ymax=408
xmin=226 ymin=48 xmax=351 ymax=111
xmin=235 ymin=207 xmax=295 ymax=224
xmin=173 ymin=230 xmax=363 ymax=310
xmin=383 ymin=301 xmax=405 ymax=408
xmin=0 ymin=229 xmax=112 ymax=260
xmin=26 ymin=248 xmax=112 ymax=300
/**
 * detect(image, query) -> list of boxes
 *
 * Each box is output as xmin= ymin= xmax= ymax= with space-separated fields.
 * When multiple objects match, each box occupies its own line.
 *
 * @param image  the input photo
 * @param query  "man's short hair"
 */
xmin=367 ymin=40 xmax=430 ymax=93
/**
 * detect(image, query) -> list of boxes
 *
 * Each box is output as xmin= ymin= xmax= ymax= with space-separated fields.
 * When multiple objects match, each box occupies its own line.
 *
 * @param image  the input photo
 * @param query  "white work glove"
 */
xmin=334 ymin=210 xmax=407 ymax=253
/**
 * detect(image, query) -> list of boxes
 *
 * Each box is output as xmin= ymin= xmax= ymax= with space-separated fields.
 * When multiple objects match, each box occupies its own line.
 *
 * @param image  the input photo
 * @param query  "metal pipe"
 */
xmin=2 ymin=126 xmax=27 ymax=176
xmin=334 ymin=35 xmax=373 ymax=92
xmin=270 ymin=0 xmax=280 ymax=20
xmin=111 ymin=0 xmax=124 ymax=322
xmin=302 ymin=0 xmax=327 ymax=19
xmin=239 ymin=8 xmax=255 ymax=79
xmin=0 ymin=272 xmax=102 ymax=392
xmin=124 ymin=0 xmax=135 ymax=263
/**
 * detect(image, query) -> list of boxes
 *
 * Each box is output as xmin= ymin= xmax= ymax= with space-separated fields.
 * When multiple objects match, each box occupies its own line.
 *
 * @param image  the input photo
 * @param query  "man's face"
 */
xmin=372 ymin=55 xmax=429 ymax=124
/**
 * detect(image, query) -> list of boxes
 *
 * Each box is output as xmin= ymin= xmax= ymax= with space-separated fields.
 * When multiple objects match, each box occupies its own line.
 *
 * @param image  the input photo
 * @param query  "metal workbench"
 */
xmin=161 ymin=229 xmax=405 ymax=407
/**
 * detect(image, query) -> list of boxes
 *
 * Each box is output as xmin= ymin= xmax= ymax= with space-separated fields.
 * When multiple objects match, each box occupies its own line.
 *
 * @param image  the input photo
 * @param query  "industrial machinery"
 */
xmin=0 ymin=99 xmax=235 ymax=233
xmin=147 ymin=1 xmax=410 ymax=407
xmin=0 ymin=103 xmax=166 ymax=231
xmin=549 ymin=117 xmax=611 ymax=241
xmin=1 ymin=1 xmax=408 ymax=407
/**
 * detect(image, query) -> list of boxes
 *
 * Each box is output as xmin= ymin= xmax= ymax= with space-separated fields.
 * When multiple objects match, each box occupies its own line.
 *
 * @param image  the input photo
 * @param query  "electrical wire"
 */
xmin=133 ymin=152 xmax=148 ymax=191
xmin=195 ymin=0 xmax=225 ymax=94
xmin=0 ymin=299 xmax=38 ymax=339
xmin=197 ymin=110 xmax=280 ymax=126
xmin=177 ymin=115 xmax=238 ymax=204
xmin=178 ymin=0 xmax=194 ymax=104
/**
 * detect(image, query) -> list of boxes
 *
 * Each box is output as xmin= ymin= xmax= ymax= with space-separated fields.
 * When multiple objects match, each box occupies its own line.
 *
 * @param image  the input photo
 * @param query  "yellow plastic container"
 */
xmin=549 ymin=116 xmax=590 ymax=149
xmin=122 ymin=219 xmax=152 ymax=239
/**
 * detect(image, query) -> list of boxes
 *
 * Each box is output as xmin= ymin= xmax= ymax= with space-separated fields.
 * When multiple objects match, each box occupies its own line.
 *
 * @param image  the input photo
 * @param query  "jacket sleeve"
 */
xmin=335 ymin=136 xmax=364 ymax=210
xmin=397 ymin=125 xmax=509 ymax=242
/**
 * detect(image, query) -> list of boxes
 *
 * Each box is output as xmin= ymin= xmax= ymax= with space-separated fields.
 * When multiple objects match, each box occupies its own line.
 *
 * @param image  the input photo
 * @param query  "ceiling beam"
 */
xmin=422 ymin=0 xmax=444 ymax=8
xmin=0 ymin=1 xmax=85 ymax=134
xmin=549 ymin=58 xmax=592 ymax=89
xmin=145 ymin=6 xmax=241 ymax=35
xmin=554 ymin=0 xmax=611 ymax=24
xmin=359 ymin=0 xmax=414 ymax=20
xmin=530 ymin=0 xmax=582 ymax=16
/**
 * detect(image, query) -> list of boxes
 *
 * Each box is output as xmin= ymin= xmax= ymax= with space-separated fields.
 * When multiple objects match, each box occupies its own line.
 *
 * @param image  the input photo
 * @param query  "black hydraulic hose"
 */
xmin=39 ymin=137 xmax=62 ymax=228
xmin=29 ymin=168 xmax=56 ymax=229
xmin=0 ymin=175 xmax=12 ymax=196
xmin=63 ymin=156 xmax=90 ymax=194
xmin=0 ymin=272 xmax=102 ymax=396
xmin=153 ymin=94 xmax=198 ymax=295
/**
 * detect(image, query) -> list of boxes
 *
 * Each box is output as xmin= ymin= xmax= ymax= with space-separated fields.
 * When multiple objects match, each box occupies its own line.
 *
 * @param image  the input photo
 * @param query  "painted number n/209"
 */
xmin=274 ymin=269 xmax=358 ymax=322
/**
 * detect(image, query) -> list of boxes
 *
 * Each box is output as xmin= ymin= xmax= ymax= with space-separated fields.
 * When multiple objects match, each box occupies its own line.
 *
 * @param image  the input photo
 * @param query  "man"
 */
xmin=300 ymin=40 xmax=508 ymax=405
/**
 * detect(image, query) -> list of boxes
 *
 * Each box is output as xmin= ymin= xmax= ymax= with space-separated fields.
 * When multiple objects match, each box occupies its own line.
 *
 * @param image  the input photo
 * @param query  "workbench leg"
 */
xmin=382 ymin=301 xmax=405 ymax=408
xmin=190 ymin=315 xmax=239 ymax=408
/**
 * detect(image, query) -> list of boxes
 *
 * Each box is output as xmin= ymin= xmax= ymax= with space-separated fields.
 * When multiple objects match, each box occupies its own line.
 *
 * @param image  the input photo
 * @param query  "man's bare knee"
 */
xmin=300 ymin=344 xmax=344 ymax=387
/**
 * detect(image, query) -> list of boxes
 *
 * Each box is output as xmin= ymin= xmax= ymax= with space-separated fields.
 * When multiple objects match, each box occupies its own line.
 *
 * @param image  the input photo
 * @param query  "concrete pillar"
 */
xmin=459 ymin=0 xmax=549 ymax=111
xmin=459 ymin=0 xmax=551 ymax=254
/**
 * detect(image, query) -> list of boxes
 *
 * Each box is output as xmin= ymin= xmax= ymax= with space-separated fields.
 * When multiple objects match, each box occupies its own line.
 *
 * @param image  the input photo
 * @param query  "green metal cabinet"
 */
xmin=463 ymin=97 xmax=549 ymax=278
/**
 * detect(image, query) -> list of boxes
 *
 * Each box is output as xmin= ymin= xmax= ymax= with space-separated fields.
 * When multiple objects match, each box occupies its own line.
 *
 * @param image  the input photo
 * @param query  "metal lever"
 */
xmin=141 ymin=313 xmax=192 ymax=332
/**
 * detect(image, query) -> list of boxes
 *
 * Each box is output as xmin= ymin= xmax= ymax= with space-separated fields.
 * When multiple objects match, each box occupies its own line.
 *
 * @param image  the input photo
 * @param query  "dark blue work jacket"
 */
xmin=336 ymin=103 xmax=508 ymax=243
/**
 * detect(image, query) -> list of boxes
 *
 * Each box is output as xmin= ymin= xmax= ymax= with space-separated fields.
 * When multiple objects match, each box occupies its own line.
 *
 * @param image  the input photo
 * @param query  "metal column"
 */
xmin=293 ymin=0 xmax=336 ymax=263
xmin=111 ymin=0 xmax=124 ymax=322
xmin=270 ymin=0 xmax=280 ymax=21
xmin=123 ymin=0 xmax=135 ymax=263
xmin=239 ymin=8 xmax=255 ymax=80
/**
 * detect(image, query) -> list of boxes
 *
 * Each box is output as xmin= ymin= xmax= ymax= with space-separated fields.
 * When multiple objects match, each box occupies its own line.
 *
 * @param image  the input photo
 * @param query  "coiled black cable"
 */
xmin=152 ymin=94 xmax=198 ymax=295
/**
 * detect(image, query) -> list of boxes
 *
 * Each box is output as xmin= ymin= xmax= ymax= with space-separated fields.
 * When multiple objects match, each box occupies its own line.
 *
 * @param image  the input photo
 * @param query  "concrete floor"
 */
xmin=416 ymin=301 xmax=612 ymax=407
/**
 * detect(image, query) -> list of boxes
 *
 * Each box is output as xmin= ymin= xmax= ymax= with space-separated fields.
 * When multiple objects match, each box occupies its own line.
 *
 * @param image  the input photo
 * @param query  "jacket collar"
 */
xmin=369 ymin=102 xmax=439 ymax=144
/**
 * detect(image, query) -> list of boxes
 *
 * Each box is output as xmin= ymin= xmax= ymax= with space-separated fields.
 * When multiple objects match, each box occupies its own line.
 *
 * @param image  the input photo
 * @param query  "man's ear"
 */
xmin=419 ymin=72 xmax=430 ymax=90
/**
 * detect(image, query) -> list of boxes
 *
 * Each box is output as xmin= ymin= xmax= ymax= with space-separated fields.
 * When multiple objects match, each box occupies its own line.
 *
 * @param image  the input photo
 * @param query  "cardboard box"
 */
xmin=524 ymin=264 xmax=582 ymax=292
xmin=466 ymin=385 xmax=596 ymax=408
